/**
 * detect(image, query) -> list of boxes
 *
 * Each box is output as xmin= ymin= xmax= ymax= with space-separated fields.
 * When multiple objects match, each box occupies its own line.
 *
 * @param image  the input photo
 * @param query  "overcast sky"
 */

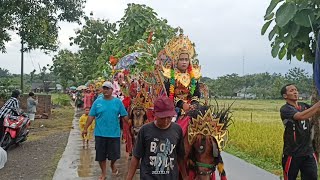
xmin=0 ymin=0 xmax=313 ymax=78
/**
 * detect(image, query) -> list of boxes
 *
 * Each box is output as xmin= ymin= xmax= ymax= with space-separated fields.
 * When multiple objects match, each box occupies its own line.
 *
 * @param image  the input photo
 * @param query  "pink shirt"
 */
xmin=83 ymin=93 xmax=94 ymax=109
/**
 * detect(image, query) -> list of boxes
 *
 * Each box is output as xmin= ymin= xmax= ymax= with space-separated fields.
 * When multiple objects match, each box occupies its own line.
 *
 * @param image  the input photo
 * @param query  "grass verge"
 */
xmin=28 ymin=106 xmax=74 ymax=141
xmin=28 ymin=94 xmax=74 ymax=179
xmin=43 ymin=141 xmax=69 ymax=180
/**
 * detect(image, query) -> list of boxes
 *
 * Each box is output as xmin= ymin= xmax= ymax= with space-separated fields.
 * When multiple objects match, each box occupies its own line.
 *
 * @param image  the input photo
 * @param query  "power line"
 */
xmin=28 ymin=52 xmax=37 ymax=72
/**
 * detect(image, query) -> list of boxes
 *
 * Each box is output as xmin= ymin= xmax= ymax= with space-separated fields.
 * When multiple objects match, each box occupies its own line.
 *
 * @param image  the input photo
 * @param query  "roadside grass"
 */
xmin=225 ymin=121 xmax=283 ymax=175
xmin=213 ymin=99 xmax=316 ymax=178
xmin=28 ymin=93 xmax=74 ymax=179
xmin=51 ymin=93 xmax=71 ymax=106
xmin=28 ymin=107 xmax=74 ymax=141
xmin=43 ymin=143 xmax=68 ymax=180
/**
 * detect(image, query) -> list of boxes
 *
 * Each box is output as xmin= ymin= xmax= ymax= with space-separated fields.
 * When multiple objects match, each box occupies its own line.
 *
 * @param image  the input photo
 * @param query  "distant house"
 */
xmin=299 ymin=93 xmax=311 ymax=100
xmin=31 ymin=81 xmax=60 ymax=93
xmin=236 ymin=88 xmax=256 ymax=99
xmin=56 ymin=84 xmax=63 ymax=92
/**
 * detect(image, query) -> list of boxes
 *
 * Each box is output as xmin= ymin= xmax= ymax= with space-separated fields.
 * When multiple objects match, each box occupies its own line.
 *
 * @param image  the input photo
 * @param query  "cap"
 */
xmin=154 ymin=96 xmax=176 ymax=118
xmin=102 ymin=81 xmax=113 ymax=88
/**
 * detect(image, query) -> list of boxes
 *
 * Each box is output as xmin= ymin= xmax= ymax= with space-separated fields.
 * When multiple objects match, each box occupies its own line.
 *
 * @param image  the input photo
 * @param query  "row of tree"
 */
xmin=0 ymin=66 xmax=56 ymax=99
xmin=0 ymin=0 xmax=86 ymax=53
xmin=0 ymin=2 xmax=178 ymax=91
xmin=202 ymin=67 xmax=312 ymax=99
xmin=50 ymin=4 xmax=179 ymax=88
xmin=0 ymin=66 xmax=312 ymax=100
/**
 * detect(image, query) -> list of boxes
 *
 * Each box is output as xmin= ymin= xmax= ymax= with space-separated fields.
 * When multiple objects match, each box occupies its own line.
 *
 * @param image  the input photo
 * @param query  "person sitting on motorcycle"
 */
xmin=0 ymin=90 xmax=21 ymax=139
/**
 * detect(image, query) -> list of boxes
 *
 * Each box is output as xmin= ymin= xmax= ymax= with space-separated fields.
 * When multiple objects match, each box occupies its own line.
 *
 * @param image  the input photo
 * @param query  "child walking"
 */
xmin=79 ymin=107 xmax=95 ymax=148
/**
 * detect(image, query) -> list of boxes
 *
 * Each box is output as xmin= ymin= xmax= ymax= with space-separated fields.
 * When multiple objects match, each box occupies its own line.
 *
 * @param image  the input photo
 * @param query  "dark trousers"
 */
xmin=282 ymin=154 xmax=318 ymax=180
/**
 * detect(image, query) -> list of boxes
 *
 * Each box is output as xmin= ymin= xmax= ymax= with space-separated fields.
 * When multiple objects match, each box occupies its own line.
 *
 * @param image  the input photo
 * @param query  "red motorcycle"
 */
xmin=0 ymin=112 xmax=30 ymax=150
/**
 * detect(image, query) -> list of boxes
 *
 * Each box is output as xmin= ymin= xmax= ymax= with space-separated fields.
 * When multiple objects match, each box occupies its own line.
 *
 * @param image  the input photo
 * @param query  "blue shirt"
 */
xmin=89 ymin=97 xmax=128 ymax=137
xmin=97 ymin=93 xmax=103 ymax=99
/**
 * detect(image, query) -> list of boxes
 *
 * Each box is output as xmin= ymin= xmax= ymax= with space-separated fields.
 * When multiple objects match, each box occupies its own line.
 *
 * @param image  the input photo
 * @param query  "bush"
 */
xmin=52 ymin=94 xmax=70 ymax=106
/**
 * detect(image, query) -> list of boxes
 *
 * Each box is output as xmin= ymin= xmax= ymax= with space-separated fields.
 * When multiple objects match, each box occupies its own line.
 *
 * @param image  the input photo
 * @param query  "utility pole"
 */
xmin=21 ymin=39 xmax=24 ymax=92
xmin=242 ymin=55 xmax=245 ymax=76
xmin=243 ymin=55 xmax=246 ymax=99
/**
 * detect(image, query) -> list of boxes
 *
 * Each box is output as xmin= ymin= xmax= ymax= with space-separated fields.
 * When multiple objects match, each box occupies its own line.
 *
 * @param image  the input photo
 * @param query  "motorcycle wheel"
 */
xmin=0 ymin=133 xmax=12 ymax=151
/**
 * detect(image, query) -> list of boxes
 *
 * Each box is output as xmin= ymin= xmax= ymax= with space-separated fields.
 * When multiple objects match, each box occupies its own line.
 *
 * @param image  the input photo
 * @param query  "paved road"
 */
xmin=221 ymin=152 xmax=280 ymax=180
xmin=53 ymin=109 xmax=280 ymax=180
xmin=53 ymin=109 xmax=138 ymax=180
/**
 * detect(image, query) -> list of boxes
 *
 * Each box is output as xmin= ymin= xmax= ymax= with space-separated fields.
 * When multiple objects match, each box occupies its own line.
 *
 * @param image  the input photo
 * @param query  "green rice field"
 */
xmin=215 ymin=99 xmax=315 ymax=177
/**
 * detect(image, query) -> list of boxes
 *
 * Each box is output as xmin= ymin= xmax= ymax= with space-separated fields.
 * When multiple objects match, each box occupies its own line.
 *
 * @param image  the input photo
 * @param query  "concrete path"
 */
xmin=53 ymin=109 xmax=138 ymax=180
xmin=53 ymin=109 xmax=280 ymax=180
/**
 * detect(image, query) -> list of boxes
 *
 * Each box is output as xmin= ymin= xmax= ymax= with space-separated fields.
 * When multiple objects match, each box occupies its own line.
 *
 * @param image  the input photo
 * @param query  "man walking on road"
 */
xmin=126 ymin=96 xmax=188 ymax=180
xmin=280 ymin=84 xmax=318 ymax=180
xmin=82 ymin=81 xmax=129 ymax=180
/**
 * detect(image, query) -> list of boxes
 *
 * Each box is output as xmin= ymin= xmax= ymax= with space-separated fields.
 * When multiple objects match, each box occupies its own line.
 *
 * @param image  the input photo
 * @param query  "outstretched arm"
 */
xmin=293 ymin=101 xmax=320 ymax=121
xmin=82 ymin=116 xmax=94 ymax=137
xmin=121 ymin=115 xmax=129 ymax=124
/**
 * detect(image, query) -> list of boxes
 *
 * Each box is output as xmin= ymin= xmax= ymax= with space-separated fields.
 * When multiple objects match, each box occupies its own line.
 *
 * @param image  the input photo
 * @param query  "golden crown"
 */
xmin=187 ymin=108 xmax=229 ymax=151
xmin=165 ymin=34 xmax=195 ymax=62
xmin=131 ymin=92 xmax=146 ymax=110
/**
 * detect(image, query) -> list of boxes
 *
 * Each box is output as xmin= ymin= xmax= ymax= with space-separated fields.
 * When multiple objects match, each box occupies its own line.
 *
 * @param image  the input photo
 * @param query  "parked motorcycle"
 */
xmin=0 ymin=111 xmax=30 ymax=150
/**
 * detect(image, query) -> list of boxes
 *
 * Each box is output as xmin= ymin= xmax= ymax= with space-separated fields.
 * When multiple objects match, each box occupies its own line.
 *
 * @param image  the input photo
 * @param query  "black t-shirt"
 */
xmin=133 ymin=122 xmax=185 ymax=180
xmin=280 ymin=102 xmax=314 ymax=156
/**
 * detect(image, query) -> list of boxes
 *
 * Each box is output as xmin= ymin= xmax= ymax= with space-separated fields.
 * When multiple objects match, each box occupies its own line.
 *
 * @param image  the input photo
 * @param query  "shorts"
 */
xmin=95 ymin=136 xmax=120 ymax=161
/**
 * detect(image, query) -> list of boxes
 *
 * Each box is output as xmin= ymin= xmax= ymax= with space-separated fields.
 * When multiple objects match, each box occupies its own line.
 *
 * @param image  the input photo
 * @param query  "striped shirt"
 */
xmin=0 ymin=97 xmax=20 ymax=118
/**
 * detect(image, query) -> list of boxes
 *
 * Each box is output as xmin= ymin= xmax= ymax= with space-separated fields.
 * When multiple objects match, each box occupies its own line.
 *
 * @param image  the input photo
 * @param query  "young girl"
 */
xmin=79 ymin=108 xmax=95 ymax=148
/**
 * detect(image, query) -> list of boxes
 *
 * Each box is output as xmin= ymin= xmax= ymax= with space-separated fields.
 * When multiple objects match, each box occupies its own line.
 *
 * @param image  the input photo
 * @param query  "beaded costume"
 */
xmin=161 ymin=34 xmax=201 ymax=115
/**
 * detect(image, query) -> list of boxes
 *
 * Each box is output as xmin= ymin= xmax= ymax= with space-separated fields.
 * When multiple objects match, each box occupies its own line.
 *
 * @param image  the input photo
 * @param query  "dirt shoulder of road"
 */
xmin=0 ymin=106 xmax=74 ymax=180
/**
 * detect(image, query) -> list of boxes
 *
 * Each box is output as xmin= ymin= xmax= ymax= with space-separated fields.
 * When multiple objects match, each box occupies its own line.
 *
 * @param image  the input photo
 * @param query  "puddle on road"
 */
xmin=75 ymin=109 xmax=140 ymax=179
xmin=77 ymin=142 xmax=140 ymax=180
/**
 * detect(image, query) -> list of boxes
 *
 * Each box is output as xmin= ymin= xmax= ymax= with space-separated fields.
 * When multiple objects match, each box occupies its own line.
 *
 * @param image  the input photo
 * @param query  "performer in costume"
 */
xmin=161 ymin=34 xmax=228 ymax=180
xmin=162 ymin=34 xmax=202 ymax=118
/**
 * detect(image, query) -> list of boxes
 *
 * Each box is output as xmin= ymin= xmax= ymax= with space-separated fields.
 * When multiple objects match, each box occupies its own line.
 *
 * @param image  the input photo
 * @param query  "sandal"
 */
xmin=112 ymin=168 xmax=119 ymax=175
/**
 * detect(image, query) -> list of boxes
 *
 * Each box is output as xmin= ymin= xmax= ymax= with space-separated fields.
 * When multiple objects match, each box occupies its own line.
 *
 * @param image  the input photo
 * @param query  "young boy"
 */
xmin=79 ymin=107 xmax=95 ymax=148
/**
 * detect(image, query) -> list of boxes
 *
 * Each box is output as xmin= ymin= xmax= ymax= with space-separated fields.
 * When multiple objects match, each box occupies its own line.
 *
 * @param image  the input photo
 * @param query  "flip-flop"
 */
xmin=98 ymin=175 xmax=106 ymax=180
xmin=112 ymin=168 xmax=119 ymax=175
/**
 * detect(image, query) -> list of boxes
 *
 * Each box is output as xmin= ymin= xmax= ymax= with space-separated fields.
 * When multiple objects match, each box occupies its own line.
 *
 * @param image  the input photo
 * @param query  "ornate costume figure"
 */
xmin=183 ymin=105 xmax=230 ymax=180
xmin=162 ymin=34 xmax=202 ymax=117
xmin=160 ymin=34 xmax=230 ymax=180
xmin=129 ymin=92 xmax=148 ymax=143
xmin=124 ymin=80 xmax=153 ymax=154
